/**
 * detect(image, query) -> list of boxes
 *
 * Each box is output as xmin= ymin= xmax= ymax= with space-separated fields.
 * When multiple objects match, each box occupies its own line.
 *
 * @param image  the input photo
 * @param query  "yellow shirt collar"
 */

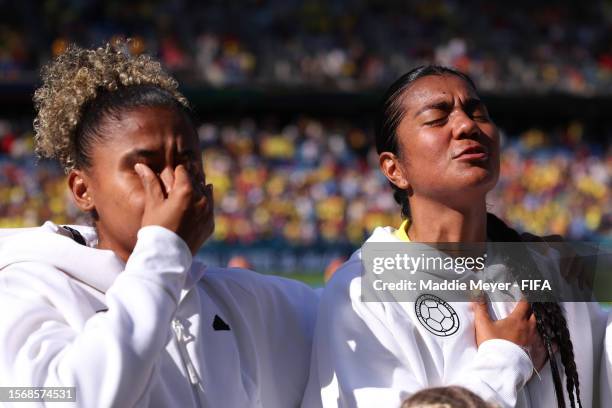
xmin=394 ymin=219 xmax=411 ymax=242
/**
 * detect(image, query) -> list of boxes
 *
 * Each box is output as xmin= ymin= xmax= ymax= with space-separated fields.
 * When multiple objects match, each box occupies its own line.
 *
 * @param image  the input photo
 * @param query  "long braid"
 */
xmin=552 ymin=301 xmax=582 ymax=408
xmin=532 ymin=302 xmax=567 ymax=408
xmin=486 ymin=213 xmax=581 ymax=408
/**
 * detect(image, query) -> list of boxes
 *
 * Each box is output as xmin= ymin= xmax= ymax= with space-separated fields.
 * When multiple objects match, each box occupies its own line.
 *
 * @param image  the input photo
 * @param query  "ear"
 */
xmin=379 ymin=151 xmax=411 ymax=190
xmin=68 ymin=169 xmax=95 ymax=212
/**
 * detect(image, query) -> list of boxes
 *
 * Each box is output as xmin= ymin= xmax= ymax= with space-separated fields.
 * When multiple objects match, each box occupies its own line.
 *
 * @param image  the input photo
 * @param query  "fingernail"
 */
xmin=134 ymin=163 xmax=143 ymax=175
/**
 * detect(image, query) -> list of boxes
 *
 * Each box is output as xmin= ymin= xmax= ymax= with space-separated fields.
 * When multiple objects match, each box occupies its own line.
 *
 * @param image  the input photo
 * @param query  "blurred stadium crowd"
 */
xmin=1 ymin=0 xmax=612 ymax=93
xmin=1 ymin=117 xmax=610 ymax=244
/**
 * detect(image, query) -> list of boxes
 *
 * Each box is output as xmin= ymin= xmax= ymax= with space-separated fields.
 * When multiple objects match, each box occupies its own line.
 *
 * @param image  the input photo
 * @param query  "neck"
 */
xmin=95 ymin=227 xmax=131 ymax=263
xmin=407 ymin=196 xmax=487 ymax=242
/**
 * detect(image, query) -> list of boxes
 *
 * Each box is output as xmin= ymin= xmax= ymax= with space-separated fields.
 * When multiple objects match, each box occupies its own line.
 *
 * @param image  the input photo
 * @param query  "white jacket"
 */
xmin=0 ymin=222 xmax=319 ymax=408
xmin=302 ymin=226 xmax=606 ymax=408
xmin=602 ymin=312 xmax=612 ymax=406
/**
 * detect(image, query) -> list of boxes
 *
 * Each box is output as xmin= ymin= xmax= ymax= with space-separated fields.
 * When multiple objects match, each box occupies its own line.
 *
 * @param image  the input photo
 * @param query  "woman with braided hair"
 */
xmin=302 ymin=66 xmax=606 ymax=408
xmin=0 ymin=42 xmax=318 ymax=407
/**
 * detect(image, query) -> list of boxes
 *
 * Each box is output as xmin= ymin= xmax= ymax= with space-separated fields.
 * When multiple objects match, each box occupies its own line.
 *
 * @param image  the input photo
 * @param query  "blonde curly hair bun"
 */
xmin=33 ymin=40 xmax=190 ymax=172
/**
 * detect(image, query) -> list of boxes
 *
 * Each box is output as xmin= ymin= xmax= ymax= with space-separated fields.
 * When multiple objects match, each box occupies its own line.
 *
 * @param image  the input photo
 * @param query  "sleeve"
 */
xmin=601 ymin=309 xmax=612 ymax=407
xmin=302 ymin=268 xmax=533 ymax=408
xmin=447 ymin=339 xmax=533 ymax=407
xmin=0 ymin=226 xmax=192 ymax=408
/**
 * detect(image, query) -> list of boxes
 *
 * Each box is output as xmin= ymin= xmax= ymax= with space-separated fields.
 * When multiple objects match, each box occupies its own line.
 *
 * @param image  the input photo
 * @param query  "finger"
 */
xmin=134 ymin=163 xmax=164 ymax=201
xmin=200 ymin=185 xmax=215 ymax=231
xmin=468 ymin=289 xmax=487 ymax=303
xmin=172 ymin=165 xmax=193 ymax=195
xmin=193 ymin=185 xmax=214 ymax=217
xmin=192 ymin=184 xmax=210 ymax=207
xmin=529 ymin=312 xmax=537 ymax=325
xmin=529 ymin=312 xmax=538 ymax=332
xmin=193 ymin=178 xmax=206 ymax=197
xmin=188 ymin=169 xmax=206 ymax=197
xmin=532 ymin=334 xmax=549 ymax=371
xmin=531 ymin=328 xmax=546 ymax=353
xmin=159 ymin=167 xmax=175 ymax=196
xmin=471 ymin=300 xmax=493 ymax=327
xmin=509 ymin=298 xmax=532 ymax=319
xmin=202 ymin=184 xmax=213 ymax=208
xmin=206 ymin=184 xmax=214 ymax=211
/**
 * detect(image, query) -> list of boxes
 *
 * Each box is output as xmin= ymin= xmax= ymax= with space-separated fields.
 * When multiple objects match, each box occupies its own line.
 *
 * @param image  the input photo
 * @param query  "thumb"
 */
xmin=135 ymin=163 xmax=164 ymax=201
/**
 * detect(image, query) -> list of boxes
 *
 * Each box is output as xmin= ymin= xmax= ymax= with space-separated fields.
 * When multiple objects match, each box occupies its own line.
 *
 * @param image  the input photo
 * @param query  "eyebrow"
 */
xmin=463 ymin=98 xmax=485 ymax=112
xmin=413 ymin=97 xmax=483 ymax=118
xmin=122 ymin=149 xmax=161 ymax=161
xmin=121 ymin=147 xmax=197 ymax=165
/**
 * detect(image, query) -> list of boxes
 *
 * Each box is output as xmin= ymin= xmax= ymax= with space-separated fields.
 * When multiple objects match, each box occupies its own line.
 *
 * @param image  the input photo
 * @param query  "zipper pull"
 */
xmin=171 ymin=319 xmax=200 ymax=386
xmin=171 ymin=319 xmax=183 ymax=340
xmin=172 ymin=318 xmax=193 ymax=342
xmin=185 ymin=360 xmax=200 ymax=385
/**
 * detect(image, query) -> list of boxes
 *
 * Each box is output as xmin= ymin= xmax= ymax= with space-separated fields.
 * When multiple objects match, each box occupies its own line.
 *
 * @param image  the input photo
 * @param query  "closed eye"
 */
xmin=465 ymin=100 xmax=490 ymax=121
xmin=423 ymin=116 xmax=449 ymax=126
xmin=472 ymin=113 xmax=489 ymax=122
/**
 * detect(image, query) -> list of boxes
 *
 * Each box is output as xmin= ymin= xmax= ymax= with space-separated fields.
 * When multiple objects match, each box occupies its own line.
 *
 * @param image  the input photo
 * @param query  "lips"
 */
xmin=452 ymin=144 xmax=489 ymax=160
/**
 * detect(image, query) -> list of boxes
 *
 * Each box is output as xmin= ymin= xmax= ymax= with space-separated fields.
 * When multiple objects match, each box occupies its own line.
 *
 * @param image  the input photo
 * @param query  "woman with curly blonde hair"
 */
xmin=0 ymin=42 xmax=318 ymax=407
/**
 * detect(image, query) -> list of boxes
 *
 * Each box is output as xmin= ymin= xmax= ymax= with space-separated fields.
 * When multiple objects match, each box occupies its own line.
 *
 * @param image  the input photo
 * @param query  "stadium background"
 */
xmin=0 ymin=0 xmax=610 ymax=285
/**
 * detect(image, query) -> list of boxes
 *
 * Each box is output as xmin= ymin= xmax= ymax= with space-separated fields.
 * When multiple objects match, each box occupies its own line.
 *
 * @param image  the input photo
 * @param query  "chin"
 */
xmin=456 ymin=168 xmax=499 ymax=192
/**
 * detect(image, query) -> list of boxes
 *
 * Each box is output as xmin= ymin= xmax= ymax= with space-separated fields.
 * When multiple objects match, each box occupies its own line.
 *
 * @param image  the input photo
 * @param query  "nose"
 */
xmin=450 ymin=109 xmax=480 ymax=139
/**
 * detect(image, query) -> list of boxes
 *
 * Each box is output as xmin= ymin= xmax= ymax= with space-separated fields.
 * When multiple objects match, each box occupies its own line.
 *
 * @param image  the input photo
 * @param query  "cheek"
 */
xmin=96 ymin=175 xmax=146 ymax=220
xmin=422 ymin=131 xmax=449 ymax=156
xmin=403 ymin=129 xmax=450 ymax=170
xmin=124 ymin=180 xmax=146 ymax=217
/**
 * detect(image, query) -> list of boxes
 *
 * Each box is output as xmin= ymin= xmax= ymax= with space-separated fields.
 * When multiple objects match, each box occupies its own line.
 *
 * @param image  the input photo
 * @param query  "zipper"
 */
xmin=172 ymin=318 xmax=205 ymax=405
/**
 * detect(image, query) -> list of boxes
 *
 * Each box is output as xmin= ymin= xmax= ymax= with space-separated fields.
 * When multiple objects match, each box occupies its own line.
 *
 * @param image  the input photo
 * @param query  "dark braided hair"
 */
xmin=376 ymin=65 xmax=582 ymax=408
xmin=487 ymin=213 xmax=581 ymax=408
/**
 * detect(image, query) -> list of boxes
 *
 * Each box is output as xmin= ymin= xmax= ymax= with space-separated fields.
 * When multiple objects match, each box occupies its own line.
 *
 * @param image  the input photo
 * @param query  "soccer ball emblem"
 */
xmin=415 ymin=294 xmax=459 ymax=336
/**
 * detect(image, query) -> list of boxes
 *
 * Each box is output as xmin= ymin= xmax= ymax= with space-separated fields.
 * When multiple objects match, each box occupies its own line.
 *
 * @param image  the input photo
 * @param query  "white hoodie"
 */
xmin=0 ymin=222 xmax=319 ymax=408
xmin=602 ymin=312 xmax=612 ymax=406
xmin=302 ymin=226 xmax=607 ymax=408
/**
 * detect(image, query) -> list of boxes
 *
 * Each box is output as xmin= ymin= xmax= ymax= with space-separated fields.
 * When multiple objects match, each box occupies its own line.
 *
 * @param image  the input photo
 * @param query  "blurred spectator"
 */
xmin=227 ymin=255 xmax=254 ymax=270
xmin=0 ymin=116 xmax=609 ymax=245
xmin=324 ymin=256 xmax=347 ymax=282
xmin=1 ymin=0 xmax=612 ymax=93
